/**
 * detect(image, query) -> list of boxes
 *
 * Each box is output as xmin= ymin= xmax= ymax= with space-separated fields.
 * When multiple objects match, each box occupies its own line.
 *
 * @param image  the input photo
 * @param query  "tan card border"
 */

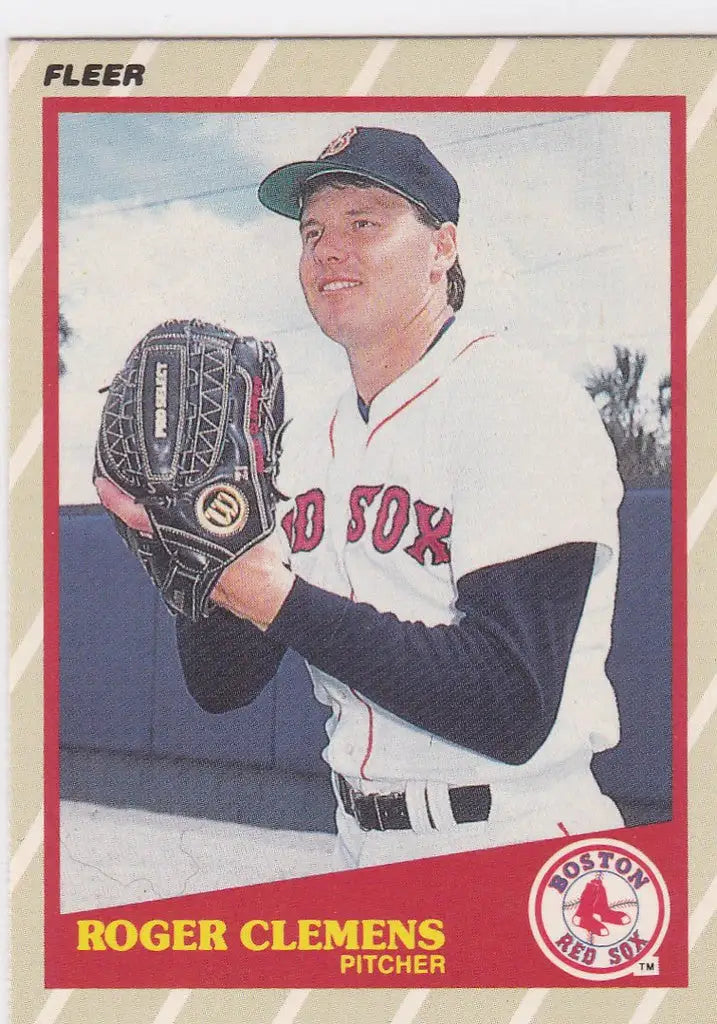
xmin=9 ymin=36 xmax=717 ymax=1024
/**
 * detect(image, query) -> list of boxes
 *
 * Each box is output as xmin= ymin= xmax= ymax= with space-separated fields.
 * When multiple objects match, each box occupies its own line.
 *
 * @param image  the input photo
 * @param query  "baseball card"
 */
xmin=7 ymin=29 xmax=716 ymax=1023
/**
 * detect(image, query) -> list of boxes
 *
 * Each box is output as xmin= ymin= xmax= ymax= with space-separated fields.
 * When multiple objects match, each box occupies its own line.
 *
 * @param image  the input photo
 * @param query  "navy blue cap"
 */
xmin=258 ymin=126 xmax=460 ymax=225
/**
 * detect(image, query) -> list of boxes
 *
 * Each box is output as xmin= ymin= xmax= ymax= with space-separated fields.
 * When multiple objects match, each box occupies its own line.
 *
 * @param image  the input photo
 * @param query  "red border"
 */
xmin=43 ymin=100 xmax=61 ymax=944
xmin=42 ymin=95 xmax=681 ymax=115
xmin=42 ymin=95 xmax=688 ymax=989
xmin=669 ymin=94 xmax=688 ymax=860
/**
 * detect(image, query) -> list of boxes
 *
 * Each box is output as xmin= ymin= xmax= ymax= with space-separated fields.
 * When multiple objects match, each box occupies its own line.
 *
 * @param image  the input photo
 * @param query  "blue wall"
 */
xmin=592 ymin=489 xmax=672 ymax=821
xmin=60 ymin=489 xmax=673 ymax=825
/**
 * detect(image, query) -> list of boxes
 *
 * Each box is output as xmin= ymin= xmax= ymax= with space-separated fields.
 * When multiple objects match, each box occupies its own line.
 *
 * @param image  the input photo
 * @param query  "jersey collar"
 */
xmin=355 ymin=315 xmax=456 ymax=423
xmin=356 ymin=318 xmax=492 ymax=432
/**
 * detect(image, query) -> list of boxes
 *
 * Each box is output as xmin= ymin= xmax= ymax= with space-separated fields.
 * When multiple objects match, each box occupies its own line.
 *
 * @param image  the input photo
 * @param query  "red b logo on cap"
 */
xmin=319 ymin=127 xmax=357 ymax=159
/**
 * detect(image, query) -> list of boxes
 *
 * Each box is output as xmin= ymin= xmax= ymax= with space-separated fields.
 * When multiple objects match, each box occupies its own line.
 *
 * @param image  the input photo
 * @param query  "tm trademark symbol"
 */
xmin=636 ymin=958 xmax=660 ymax=975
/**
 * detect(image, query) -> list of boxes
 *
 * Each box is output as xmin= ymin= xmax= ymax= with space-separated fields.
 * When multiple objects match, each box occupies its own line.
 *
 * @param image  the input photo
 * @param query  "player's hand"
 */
xmin=95 ymin=476 xmax=153 ymax=535
xmin=211 ymin=530 xmax=295 ymax=630
xmin=96 ymin=475 xmax=293 ymax=628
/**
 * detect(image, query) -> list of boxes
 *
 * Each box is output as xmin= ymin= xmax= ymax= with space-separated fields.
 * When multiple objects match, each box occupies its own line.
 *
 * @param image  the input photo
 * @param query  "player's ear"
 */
xmin=431 ymin=223 xmax=458 ymax=279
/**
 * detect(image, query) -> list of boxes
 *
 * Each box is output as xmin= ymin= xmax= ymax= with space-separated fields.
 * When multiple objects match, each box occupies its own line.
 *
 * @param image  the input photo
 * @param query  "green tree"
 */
xmin=585 ymin=346 xmax=671 ymax=488
xmin=657 ymin=372 xmax=671 ymax=423
xmin=59 ymin=310 xmax=72 ymax=376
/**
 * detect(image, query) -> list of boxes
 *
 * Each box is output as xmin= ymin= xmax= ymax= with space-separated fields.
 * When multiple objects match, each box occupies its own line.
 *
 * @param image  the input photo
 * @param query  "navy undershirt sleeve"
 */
xmin=264 ymin=542 xmax=597 ymax=765
xmin=176 ymin=608 xmax=286 ymax=713
xmin=176 ymin=542 xmax=597 ymax=762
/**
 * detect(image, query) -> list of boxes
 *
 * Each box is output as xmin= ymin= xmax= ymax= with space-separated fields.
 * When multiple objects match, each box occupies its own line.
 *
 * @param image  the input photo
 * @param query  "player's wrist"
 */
xmin=251 ymin=563 xmax=296 ymax=631
xmin=212 ymin=557 xmax=295 ymax=631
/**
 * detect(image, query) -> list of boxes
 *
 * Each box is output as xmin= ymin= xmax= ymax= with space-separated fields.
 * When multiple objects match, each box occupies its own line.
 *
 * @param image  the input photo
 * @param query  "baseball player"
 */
xmin=98 ymin=126 xmax=625 ymax=869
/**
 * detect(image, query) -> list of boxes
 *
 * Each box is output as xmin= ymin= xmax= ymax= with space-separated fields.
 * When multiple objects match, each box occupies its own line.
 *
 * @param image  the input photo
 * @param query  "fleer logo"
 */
xmin=154 ymin=361 xmax=168 ymax=439
xmin=196 ymin=484 xmax=249 ymax=536
xmin=528 ymin=838 xmax=670 ymax=981
xmin=319 ymin=127 xmax=357 ymax=159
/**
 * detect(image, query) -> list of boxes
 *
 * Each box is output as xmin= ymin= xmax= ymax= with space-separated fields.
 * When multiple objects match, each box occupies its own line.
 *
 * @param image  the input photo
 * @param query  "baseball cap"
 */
xmin=258 ymin=126 xmax=460 ymax=225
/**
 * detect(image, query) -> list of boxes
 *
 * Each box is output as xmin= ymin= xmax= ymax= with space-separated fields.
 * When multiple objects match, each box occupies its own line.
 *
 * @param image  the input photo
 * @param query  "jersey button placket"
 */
xmin=341 ymin=436 xmax=383 ymax=602
xmin=325 ymin=426 xmax=361 ymax=595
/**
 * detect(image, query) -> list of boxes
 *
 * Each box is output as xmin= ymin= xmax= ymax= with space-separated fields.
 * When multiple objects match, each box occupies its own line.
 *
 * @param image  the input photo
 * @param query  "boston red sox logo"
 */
xmin=569 ymin=872 xmax=635 ymax=940
xmin=319 ymin=127 xmax=357 ymax=159
xmin=528 ymin=838 xmax=670 ymax=981
xmin=281 ymin=485 xmax=452 ymax=564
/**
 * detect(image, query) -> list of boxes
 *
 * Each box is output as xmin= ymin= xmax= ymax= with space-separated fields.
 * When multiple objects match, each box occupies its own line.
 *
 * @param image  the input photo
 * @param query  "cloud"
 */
xmin=59 ymin=200 xmax=349 ymax=503
xmin=59 ymin=110 xmax=671 ymax=504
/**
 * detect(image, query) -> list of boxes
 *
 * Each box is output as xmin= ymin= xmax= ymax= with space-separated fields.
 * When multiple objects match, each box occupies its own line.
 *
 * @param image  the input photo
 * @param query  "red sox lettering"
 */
xmin=281 ymin=486 xmax=452 ymax=565
xmin=281 ymin=488 xmax=326 ymax=554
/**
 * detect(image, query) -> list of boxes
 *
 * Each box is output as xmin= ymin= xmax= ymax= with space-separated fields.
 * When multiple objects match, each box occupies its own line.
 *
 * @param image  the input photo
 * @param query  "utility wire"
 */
xmin=61 ymin=113 xmax=594 ymax=222
xmin=63 ymin=182 xmax=257 ymax=220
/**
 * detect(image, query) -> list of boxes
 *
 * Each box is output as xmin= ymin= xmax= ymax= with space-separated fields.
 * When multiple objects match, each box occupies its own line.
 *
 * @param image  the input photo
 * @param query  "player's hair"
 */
xmin=300 ymin=173 xmax=466 ymax=312
xmin=412 ymin=205 xmax=465 ymax=313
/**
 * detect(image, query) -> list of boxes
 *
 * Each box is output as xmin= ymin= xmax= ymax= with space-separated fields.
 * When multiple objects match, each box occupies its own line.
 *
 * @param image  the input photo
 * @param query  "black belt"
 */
xmin=337 ymin=774 xmax=491 ymax=832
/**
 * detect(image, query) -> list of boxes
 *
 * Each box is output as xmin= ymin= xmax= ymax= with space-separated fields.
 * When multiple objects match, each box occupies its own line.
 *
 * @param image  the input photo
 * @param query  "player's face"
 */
xmin=298 ymin=184 xmax=448 ymax=346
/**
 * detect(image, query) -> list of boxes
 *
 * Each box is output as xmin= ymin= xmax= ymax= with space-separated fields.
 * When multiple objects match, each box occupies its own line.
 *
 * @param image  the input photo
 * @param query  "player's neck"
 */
xmin=347 ymin=304 xmax=454 ymax=405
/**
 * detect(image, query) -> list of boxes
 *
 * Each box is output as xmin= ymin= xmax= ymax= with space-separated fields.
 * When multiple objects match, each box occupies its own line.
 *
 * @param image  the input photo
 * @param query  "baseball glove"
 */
xmin=94 ymin=318 xmax=285 ymax=621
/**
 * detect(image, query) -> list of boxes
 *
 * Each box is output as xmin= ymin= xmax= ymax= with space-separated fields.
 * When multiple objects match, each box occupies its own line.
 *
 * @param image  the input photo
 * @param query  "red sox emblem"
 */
xmin=318 ymin=127 xmax=358 ymax=159
xmin=529 ymin=838 xmax=670 ymax=981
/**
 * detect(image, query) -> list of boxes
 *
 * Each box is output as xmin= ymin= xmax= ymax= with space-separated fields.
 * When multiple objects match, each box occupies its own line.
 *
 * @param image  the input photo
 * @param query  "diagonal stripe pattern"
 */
xmin=151 ymin=991 xmax=193 ymax=1024
xmin=627 ymin=874 xmax=717 ymax=1024
xmin=584 ymin=39 xmax=636 ymax=95
xmin=9 ymin=42 xmax=39 ymax=91
xmin=390 ymin=989 xmax=430 ymax=1024
xmin=347 ymin=41 xmax=398 ymax=95
xmin=230 ymin=40 xmax=277 ymax=96
xmin=466 ymin=40 xmax=517 ymax=96
xmin=11 ymin=808 xmax=43 ymax=890
xmin=271 ymin=990 xmax=312 ymax=1024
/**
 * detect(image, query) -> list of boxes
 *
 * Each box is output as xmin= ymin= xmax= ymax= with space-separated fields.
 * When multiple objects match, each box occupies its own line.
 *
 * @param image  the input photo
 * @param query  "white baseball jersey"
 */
xmin=277 ymin=324 xmax=624 ymax=854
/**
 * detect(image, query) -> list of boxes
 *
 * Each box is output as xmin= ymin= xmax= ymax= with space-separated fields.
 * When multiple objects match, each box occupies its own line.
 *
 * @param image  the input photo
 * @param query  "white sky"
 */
xmin=59 ymin=110 xmax=671 ymax=504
